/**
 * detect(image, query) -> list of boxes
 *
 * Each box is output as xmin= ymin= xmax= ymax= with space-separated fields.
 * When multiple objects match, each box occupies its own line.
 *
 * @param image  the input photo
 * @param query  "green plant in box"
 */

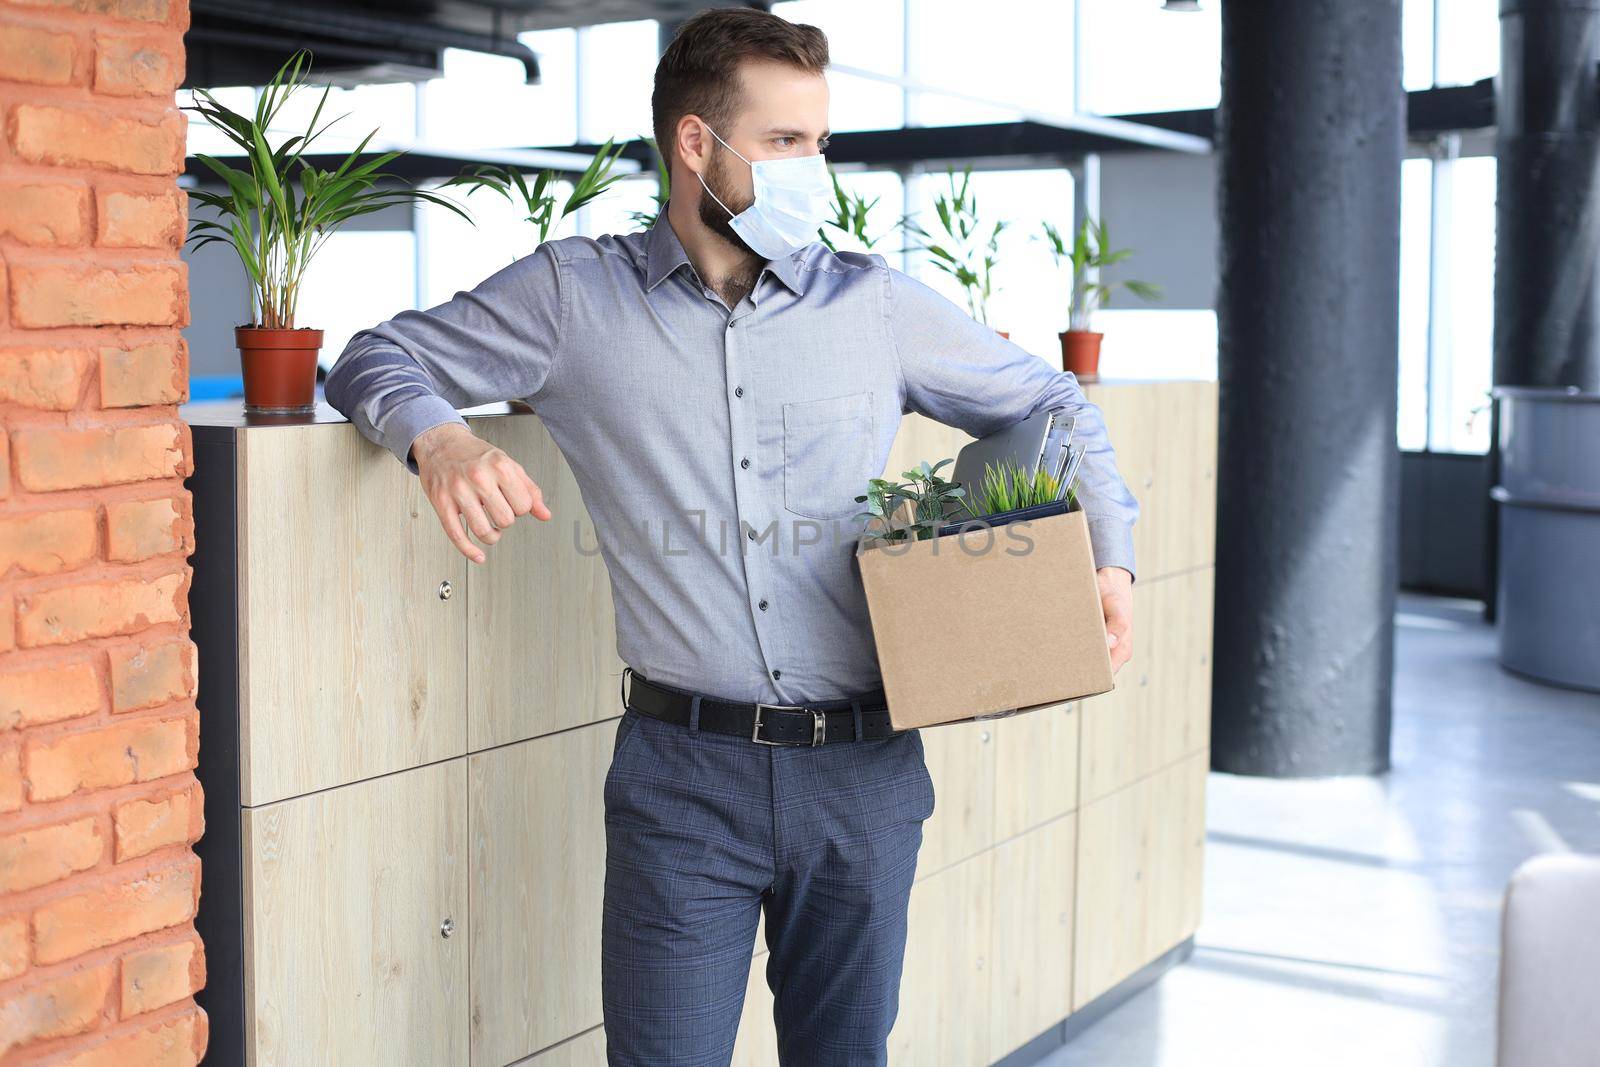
xmin=854 ymin=459 xmax=968 ymax=542
xmin=973 ymin=458 xmax=1076 ymax=516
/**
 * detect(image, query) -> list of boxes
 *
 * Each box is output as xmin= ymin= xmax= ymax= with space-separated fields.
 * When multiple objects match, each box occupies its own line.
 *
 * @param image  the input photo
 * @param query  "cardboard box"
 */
xmin=855 ymin=507 xmax=1115 ymax=730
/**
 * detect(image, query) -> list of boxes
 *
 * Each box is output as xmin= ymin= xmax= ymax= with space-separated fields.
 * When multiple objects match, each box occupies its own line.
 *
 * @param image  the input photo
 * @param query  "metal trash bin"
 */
xmin=1491 ymin=386 xmax=1600 ymax=693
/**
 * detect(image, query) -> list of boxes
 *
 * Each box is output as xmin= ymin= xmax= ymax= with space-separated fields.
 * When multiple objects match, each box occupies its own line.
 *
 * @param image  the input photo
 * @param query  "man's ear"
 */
xmin=677 ymin=114 xmax=710 ymax=177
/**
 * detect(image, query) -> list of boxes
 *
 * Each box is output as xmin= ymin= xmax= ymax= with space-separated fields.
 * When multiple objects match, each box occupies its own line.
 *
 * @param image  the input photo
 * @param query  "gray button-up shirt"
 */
xmin=324 ymin=205 xmax=1139 ymax=705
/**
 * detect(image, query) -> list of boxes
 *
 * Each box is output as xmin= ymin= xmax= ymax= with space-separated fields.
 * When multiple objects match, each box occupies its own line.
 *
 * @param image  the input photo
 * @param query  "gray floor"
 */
xmin=1041 ymin=591 xmax=1600 ymax=1067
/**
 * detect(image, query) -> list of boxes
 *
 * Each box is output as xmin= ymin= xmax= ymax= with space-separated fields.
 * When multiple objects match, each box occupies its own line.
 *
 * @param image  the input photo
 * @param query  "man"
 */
xmin=324 ymin=9 xmax=1138 ymax=1065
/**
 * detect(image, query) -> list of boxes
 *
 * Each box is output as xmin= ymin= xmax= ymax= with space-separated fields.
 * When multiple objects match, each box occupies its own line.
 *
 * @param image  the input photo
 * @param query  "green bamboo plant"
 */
xmin=819 ymin=172 xmax=895 ymax=252
xmin=903 ymin=166 xmax=1006 ymax=325
xmin=442 ymin=136 xmax=629 ymax=252
xmin=1039 ymin=215 xmax=1161 ymax=331
xmin=181 ymin=48 xmax=473 ymax=329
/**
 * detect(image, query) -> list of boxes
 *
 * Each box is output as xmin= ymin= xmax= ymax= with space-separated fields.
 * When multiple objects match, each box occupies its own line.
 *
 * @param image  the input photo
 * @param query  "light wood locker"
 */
xmin=987 ymin=815 xmax=1077 ymax=1063
xmin=991 ymin=701 xmax=1079 ymax=841
xmin=242 ymin=758 xmax=469 ymax=1066
xmin=890 ymin=850 xmax=994 ymax=1066
xmin=469 ymin=718 xmax=613 ymax=1065
xmin=1082 ymin=382 xmax=1161 ymax=578
xmin=1079 ymin=567 xmax=1215 ymax=805
xmin=919 ymin=719 xmax=999 ymax=876
xmin=1073 ymin=750 xmax=1208 ymax=1008
xmin=468 ymin=414 xmax=622 ymax=751
xmin=238 ymin=422 xmax=469 ymax=805
xmin=516 ymin=1026 xmax=608 ymax=1065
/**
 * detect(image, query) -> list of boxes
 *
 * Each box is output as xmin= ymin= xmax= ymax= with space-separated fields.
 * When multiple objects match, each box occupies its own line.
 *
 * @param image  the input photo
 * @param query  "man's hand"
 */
xmin=1097 ymin=565 xmax=1134 ymax=674
xmin=411 ymin=423 xmax=551 ymax=564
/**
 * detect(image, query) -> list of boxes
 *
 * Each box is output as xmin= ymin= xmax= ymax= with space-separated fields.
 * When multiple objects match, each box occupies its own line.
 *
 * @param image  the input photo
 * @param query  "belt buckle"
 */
xmin=753 ymin=703 xmax=826 ymax=746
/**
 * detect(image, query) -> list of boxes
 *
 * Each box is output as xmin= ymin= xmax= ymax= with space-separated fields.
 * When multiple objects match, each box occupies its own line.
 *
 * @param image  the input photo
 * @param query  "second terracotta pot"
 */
xmin=236 ymin=326 xmax=323 ymax=414
xmin=1059 ymin=330 xmax=1104 ymax=379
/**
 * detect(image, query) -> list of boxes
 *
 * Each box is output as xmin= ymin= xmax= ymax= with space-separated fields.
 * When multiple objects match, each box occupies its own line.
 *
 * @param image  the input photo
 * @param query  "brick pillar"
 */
xmin=0 ymin=0 xmax=207 ymax=1063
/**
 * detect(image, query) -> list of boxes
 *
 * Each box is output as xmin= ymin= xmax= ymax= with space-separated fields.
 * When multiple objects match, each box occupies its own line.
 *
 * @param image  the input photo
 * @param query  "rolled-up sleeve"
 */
xmin=323 ymin=242 xmax=565 ymax=474
xmin=880 ymin=260 xmax=1140 ymax=579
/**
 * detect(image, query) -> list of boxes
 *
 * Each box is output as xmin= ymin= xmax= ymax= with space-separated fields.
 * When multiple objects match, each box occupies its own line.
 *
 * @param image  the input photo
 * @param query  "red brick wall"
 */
xmin=0 ymin=0 xmax=207 ymax=1062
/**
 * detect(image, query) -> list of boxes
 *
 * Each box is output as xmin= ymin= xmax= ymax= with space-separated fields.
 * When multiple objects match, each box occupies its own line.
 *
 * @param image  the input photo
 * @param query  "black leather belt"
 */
xmin=622 ymin=667 xmax=902 ymax=746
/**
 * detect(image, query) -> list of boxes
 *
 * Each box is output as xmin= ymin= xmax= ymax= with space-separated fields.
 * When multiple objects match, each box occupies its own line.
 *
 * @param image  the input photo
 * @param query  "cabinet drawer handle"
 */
xmin=440 ymin=917 xmax=455 ymax=939
xmin=438 ymin=580 xmax=453 ymax=602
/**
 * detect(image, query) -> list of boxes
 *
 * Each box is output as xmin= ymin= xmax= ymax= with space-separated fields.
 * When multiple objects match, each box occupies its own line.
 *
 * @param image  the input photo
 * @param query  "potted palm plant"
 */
xmin=904 ymin=166 xmax=1008 ymax=337
xmin=182 ymin=49 xmax=472 ymax=413
xmin=1039 ymin=215 xmax=1161 ymax=379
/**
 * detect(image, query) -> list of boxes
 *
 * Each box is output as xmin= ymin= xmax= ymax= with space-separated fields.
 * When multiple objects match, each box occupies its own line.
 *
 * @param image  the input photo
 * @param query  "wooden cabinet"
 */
xmin=468 ymin=721 xmax=612 ymax=1065
xmin=188 ymin=378 xmax=1214 ymax=1067
xmin=237 ymin=421 xmax=468 ymax=806
xmin=1073 ymin=751 xmax=1208 ymax=1008
xmin=242 ymin=759 xmax=469 ymax=1066
xmin=469 ymin=417 xmax=621 ymax=751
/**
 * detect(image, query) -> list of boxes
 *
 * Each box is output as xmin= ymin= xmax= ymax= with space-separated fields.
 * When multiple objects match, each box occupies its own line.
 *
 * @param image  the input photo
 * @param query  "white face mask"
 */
xmin=696 ymin=122 xmax=833 ymax=260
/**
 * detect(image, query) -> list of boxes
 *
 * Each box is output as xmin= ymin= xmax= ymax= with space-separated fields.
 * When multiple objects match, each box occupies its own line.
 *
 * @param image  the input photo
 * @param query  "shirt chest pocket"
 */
xmin=782 ymin=391 xmax=877 ymax=521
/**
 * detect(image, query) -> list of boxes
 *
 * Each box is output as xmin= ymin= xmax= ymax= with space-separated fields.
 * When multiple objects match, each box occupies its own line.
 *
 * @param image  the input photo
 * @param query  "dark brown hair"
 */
xmin=652 ymin=8 xmax=829 ymax=174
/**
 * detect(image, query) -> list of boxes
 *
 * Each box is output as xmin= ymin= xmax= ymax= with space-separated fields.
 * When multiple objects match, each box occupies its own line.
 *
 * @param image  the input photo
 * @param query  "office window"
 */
xmin=1094 ymin=309 xmax=1218 ymax=381
xmin=904 ymin=0 xmax=1074 ymax=125
xmin=775 ymin=0 xmax=905 ymax=131
xmin=304 ymin=231 xmax=416 ymax=372
xmin=417 ymin=178 xmax=572 ymax=307
xmin=1076 ymin=0 xmax=1221 ymax=115
xmin=269 ymin=80 xmax=416 ymax=153
xmin=905 ymin=167 xmax=1074 ymax=359
xmin=1403 ymin=0 xmax=1437 ymax=90
xmin=1435 ymin=0 xmax=1499 ymax=86
xmin=578 ymin=20 xmax=658 ymax=144
xmin=579 ymin=176 xmax=666 ymax=239
xmin=421 ymin=38 xmax=577 ymax=150
xmin=1432 ymin=156 xmax=1495 ymax=453
xmin=1398 ymin=158 xmax=1433 ymax=450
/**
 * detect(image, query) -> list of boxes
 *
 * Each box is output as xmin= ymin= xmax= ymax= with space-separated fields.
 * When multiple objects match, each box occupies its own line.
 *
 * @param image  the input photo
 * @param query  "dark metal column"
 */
xmin=1494 ymin=0 xmax=1600 ymax=391
xmin=1484 ymin=0 xmax=1600 ymax=620
xmin=1213 ymin=2 xmax=1405 ymax=776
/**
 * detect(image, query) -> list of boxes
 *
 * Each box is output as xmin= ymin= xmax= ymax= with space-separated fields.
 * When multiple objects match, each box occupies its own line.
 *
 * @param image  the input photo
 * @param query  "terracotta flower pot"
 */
xmin=1059 ymin=330 xmax=1104 ymax=380
xmin=236 ymin=326 xmax=322 ymax=414
xmin=995 ymin=329 xmax=1010 ymax=340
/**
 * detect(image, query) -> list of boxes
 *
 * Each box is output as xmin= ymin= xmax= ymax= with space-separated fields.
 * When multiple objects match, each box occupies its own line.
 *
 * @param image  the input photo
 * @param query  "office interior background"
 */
xmin=1 ymin=0 xmax=1598 ymax=1064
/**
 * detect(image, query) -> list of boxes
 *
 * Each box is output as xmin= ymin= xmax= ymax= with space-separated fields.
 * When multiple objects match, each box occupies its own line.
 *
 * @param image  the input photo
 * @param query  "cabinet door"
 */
xmin=988 ymin=815 xmax=1076 ymax=1062
xmin=468 ymin=718 xmax=611 ymax=1065
xmin=992 ymin=701 xmax=1079 ymax=840
xmin=919 ymin=719 xmax=997 ymax=876
xmin=243 ymin=759 xmax=468 ymax=1066
xmin=468 ymin=413 xmax=622 ymax=751
xmin=1073 ymin=750 xmax=1207 ymax=1008
xmin=1079 ymin=567 xmax=1214 ymax=804
xmin=240 ymin=424 xmax=467 ymax=804
xmin=890 ymin=850 xmax=993 ymax=1066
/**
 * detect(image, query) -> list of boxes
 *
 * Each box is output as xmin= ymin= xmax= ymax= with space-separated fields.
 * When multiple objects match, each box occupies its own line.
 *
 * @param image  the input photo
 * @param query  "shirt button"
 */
xmin=735 ymin=386 xmax=744 ymax=398
xmin=758 ymin=599 xmax=769 ymax=611
xmin=747 ymin=528 xmax=756 ymax=541
xmin=740 ymin=457 xmax=751 ymax=469
xmin=728 ymin=319 xmax=737 ymax=328
xmin=772 ymin=669 xmax=782 ymax=680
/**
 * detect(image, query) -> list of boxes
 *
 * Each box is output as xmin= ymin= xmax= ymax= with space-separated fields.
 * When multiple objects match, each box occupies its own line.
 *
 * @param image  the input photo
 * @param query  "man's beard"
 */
xmin=697 ymin=149 xmax=758 ymax=258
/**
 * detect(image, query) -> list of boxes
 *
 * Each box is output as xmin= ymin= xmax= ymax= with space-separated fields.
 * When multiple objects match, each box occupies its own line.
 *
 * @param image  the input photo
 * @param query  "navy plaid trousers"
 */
xmin=600 ymin=703 xmax=937 ymax=1066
